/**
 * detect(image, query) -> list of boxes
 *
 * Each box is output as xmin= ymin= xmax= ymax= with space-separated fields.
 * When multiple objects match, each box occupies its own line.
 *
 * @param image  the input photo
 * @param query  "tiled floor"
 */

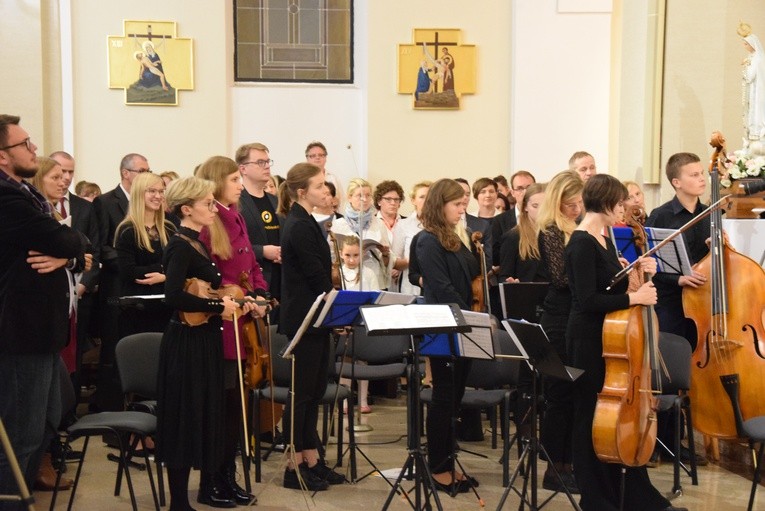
xmin=31 ymin=397 xmax=762 ymax=510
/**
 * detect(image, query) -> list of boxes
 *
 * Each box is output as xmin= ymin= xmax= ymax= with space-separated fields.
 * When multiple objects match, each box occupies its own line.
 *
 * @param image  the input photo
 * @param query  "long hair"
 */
xmin=278 ymin=162 xmax=322 ymax=214
xmin=165 ymin=176 xmax=215 ymax=217
xmin=115 ymin=172 xmax=169 ymax=252
xmin=195 ymin=156 xmax=240 ymax=259
xmin=537 ymin=170 xmax=583 ymax=244
xmin=420 ymin=179 xmax=464 ymax=253
xmin=516 ymin=182 xmax=546 ymax=261
xmin=28 ymin=157 xmax=64 ymax=219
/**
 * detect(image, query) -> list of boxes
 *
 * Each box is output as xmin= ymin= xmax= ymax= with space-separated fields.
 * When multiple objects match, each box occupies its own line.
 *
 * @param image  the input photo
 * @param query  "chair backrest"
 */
xmin=658 ymin=331 xmax=692 ymax=394
xmin=58 ymin=357 xmax=78 ymax=429
xmin=115 ymin=332 xmax=163 ymax=398
xmin=268 ymin=325 xmax=294 ymax=387
xmin=466 ymin=330 xmax=520 ymax=389
xmin=348 ymin=326 xmax=410 ymax=365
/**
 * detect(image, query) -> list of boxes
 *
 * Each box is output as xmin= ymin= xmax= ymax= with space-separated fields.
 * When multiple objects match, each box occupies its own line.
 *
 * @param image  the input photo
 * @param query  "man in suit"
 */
xmin=91 ymin=153 xmax=150 ymax=410
xmin=235 ymin=143 xmax=282 ymax=303
xmin=490 ymin=170 xmax=536 ymax=265
xmin=0 ymin=115 xmax=88 ymax=502
xmin=50 ymin=151 xmax=100 ymax=393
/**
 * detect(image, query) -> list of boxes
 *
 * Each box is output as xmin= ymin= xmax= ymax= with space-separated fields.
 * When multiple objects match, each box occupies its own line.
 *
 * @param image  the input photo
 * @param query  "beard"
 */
xmin=15 ymin=165 xmax=37 ymax=179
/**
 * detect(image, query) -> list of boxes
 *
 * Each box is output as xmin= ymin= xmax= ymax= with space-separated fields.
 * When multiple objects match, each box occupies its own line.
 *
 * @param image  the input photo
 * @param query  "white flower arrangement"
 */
xmin=721 ymin=150 xmax=765 ymax=187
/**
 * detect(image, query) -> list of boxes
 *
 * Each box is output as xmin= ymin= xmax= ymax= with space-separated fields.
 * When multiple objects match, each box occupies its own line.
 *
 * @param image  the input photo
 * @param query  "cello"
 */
xmin=683 ymin=132 xmax=765 ymax=440
xmin=593 ymin=207 xmax=662 ymax=466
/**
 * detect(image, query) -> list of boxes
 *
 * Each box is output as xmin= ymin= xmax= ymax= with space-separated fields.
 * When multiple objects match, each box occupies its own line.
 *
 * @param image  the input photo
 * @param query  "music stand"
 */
xmin=496 ymin=319 xmax=583 ymax=511
xmin=644 ymin=227 xmax=693 ymax=277
xmin=313 ymin=289 xmax=390 ymax=483
xmin=360 ymin=303 xmax=470 ymax=511
xmin=498 ymin=282 xmax=549 ymax=322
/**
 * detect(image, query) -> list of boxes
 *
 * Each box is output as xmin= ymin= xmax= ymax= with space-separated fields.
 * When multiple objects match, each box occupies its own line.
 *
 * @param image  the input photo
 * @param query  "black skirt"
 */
xmin=155 ymin=318 xmax=224 ymax=470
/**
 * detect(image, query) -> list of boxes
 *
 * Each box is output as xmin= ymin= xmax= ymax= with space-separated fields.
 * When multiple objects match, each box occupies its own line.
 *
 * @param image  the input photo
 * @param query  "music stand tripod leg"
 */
xmin=0 ymin=418 xmax=36 ymax=511
xmin=382 ymin=337 xmax=443 ymax=511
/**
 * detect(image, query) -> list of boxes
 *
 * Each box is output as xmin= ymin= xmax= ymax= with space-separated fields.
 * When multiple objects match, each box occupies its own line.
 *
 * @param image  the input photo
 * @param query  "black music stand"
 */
xmin=496 ymin=319 xmax=583 ymax=511
xmin=314 ymin=290 xmax=389 ymax=484
xmin=360 ymin=304 xmax=470 ymax=511
xmin=498 ymin=282 xmax=549 ymax=322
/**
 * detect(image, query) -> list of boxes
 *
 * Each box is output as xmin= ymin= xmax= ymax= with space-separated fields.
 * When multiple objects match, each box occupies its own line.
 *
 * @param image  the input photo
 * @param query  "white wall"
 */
xmin=510 ymin=0 xmax=612 ymax=180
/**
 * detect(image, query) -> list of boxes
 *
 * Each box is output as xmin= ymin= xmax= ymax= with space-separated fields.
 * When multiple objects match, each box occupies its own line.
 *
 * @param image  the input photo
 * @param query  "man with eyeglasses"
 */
xmin=491 ymin=170 xmax=537 ymax=266
xmin=236 ymin=143 xmax=282 ymax=307
xmin=0 ymin=115 xmax=89 ymax=502
xmin=92 ymin=152 xmax=151 ymax=411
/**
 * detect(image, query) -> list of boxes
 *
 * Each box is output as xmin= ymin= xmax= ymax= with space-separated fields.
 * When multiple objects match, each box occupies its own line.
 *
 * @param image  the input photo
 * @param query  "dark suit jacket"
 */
xmin=68 ymin=193 xmax=100 ymax=290
xmin=491 ymin=209 xmax=517 ymax=265
xmin=0 ymin=180 xmax=85 ymax=354
xmin=240 ymin=188 xmax=281 ymax=286
xmin=93 ymin=185 xmax=128 ymax=273
xmin=279 ymin=203 xmax=333 ymax=337
xmin=416 ymin=231 xmax=478 ymax=310
xmin=466 ymin=214 xmax=493 ymax=268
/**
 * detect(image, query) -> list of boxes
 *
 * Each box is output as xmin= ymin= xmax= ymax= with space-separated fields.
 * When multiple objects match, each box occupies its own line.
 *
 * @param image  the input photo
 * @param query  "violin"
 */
xmin=593 ymin=208 xmax=661 ymax=466
xmin=683 ymin=132 xmax=765 ymax=440
xmin=327 ymin=222 xmax=346 ymax=290
xmin=470 ymin=231 xmax=491 ymax=313
xmin=178 ymin=278 xmax=268 ymax=327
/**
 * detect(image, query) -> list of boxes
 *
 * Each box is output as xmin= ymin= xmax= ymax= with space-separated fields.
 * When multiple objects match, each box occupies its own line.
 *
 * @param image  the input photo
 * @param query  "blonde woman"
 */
xmin=392 ymin=180 xmax=431 ymax=295
xmin=114 ymin=172 xmax=175 ymax=337
xmin=499 ymin=182 xmax=547 ymax=283
xmin=536 ymin=170 xmax=584 ymax=493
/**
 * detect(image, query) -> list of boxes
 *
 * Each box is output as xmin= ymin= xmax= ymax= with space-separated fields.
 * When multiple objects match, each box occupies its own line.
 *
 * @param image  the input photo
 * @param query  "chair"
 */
xmin=654 ymin=332 xmax=698 ymax=496
xmin=50 ymin=358 xmax=160 ymax=511
xmin=114 ymin=332 xmax=165 ymax=505
xmin=335 ymin=327 xmax=411 ymax=481
xmin=421 ymin=330 xmax=520 ymax=485
xmin=739 ymin=416 xmax=765 ymax=511
xmin=250 ymin=326 xmax=351 ymax=482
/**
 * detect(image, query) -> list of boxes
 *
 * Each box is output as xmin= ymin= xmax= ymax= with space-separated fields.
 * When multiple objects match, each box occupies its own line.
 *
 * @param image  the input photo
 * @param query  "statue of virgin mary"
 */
xmin=740 ymin=23 xmax=765 ymax=152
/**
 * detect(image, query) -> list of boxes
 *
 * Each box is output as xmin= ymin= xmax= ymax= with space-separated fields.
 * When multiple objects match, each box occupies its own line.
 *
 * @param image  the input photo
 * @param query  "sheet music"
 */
xmin=374 ymin=291 xmax=417 ymax=305
xmin=458 ymin=311 xmax=494 ymax=359
xmin=120 ymin=294 xmax=166 ymax=300
xmin=645 ymin=227 xmax=693 ymax=276
xmin=363 ymin=304 xmax=457 ymax=333
xmin=283 ymin=292 xmax=326 ymax=358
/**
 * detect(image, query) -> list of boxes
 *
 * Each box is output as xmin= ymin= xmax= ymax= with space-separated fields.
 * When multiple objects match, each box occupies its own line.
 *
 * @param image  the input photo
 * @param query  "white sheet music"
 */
xmin=646 ymin=227 xmax=693 ymax=276
xmin=458 ymin=311 xmax=494 ymax=359
xmin=374 ymin=291 xmax=418 ymax=305
xmin=363 ymin=304 xmax=457 ymax=333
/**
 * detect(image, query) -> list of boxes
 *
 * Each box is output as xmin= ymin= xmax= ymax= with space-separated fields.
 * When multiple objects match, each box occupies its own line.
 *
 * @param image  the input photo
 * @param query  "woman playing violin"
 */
xmin=156 ymin=177 xmax=257 ymax=511
xmin=565 ymin=175 xmax=682 ymax=511
xmin=197 ymin=156 xmax=269 ymax=505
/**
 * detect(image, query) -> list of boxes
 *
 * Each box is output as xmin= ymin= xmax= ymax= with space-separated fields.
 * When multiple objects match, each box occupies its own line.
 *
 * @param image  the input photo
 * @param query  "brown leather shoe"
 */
xmin=34 ymin=453 xmax=73 ymax=491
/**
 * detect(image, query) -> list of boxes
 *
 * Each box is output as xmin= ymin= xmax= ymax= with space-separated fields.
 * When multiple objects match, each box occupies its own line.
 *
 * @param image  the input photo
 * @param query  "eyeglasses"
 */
xmin=200 ymin=200 xmax=216 ymax=212
xmin=512 ymin=184 xmax=531 ymax=192
xmin=307 ymin=153 xmax=327 ymax=159
xmin=380 ymin=197 xmax=402 ymax=204
xmin=146 ymin=188 xmax=165 ymax=196
xmin=243 ymin=159 xmax=273 ymax=168
xmin=126 ymin=167 xmax=151 ymax=174
xmin=0 ymin=137 xmax=33 ymax=152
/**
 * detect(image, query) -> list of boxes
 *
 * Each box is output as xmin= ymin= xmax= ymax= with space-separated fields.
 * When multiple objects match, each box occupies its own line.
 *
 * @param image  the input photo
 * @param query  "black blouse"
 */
xmin=116 ymin=221 xmax=176 ymax=297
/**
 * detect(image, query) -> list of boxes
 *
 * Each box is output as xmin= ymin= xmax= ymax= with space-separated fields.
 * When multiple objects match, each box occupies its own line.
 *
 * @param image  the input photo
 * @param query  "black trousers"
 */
xmin=426 ymin=357 xmax=471 ymax=473
xmin=282 ymin=331 xmax=329 ymax=452
xmin=540 ymin=311 xmax=574 ymax=464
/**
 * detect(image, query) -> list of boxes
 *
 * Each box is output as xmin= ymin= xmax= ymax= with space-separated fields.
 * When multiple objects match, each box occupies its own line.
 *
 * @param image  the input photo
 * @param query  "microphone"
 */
xmin=739 ymin=178 xmax=765 ymax=196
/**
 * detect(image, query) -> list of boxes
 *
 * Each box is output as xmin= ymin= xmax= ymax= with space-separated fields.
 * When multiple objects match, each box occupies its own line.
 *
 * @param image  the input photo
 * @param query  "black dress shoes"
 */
xmin=308 ymin=461 xmax=346 ymax=485
xmin=221 ymin=466 xmax=256 ymax=504
xmin=283 ymin=463 xmax=329 ymax=491
xmin=197 ymin=471 xmax=236 ymax=508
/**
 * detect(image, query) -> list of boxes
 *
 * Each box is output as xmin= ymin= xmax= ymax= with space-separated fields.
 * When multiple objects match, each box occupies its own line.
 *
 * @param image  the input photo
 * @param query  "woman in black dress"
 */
xmin=279 ymin=162 xmax=344 ymax=491
xmin=115 ymin=172 xmax=175 ymax=337
xmin=565 ymin=174 xmax=682 ymax=511
xmin=157 ymin=177 xmax=252 ymax=511
xmin=416 ymin=178 xmax=480 ymax=494
xmin=536 ymin=170 xmax=583 ymax=492
xmin=498 ymin=182 xmax=547 ymax=284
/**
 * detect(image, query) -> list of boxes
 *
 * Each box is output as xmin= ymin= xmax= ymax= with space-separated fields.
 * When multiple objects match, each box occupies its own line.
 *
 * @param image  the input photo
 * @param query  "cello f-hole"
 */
xmin=742 ymin=324 xmax=765 ymax=359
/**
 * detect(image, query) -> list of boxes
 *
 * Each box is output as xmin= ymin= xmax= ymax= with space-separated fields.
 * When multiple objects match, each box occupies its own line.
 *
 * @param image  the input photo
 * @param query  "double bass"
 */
xmin=593 ymin=206 xmax=662 ymax=466
xmin=683 ymin=132 xmax=765 ymax=440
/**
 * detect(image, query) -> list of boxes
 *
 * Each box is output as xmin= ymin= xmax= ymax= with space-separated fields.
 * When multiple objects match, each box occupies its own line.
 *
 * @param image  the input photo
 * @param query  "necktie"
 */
xmin=60 ymin=198 xmax=67 ymax=219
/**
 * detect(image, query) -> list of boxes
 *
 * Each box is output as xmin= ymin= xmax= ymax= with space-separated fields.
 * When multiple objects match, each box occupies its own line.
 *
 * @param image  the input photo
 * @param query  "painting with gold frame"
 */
xmin=397 ymin=28 xmax=476 ymax=110
xmin=108 ymin=20 xmax=194 ymax=106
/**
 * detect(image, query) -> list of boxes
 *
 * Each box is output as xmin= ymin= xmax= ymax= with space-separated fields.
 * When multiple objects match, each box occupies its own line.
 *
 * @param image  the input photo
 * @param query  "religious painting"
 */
xmin=234 ymin=0 xmax=353 ymax=83
xmin=398 ymin=29 xmax=477 ymax=110
xmin=108 ymin=20 xmax=194 ymax=106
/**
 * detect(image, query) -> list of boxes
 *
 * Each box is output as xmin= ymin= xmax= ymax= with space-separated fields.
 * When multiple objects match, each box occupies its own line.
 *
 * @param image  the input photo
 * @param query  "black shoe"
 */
xmin=308 ymin=462 xmax=346 ymax=485
xmin=542 ymin=469 xmax=580 ymax=494
xmin=678 ymin=445 xmax=708 ymax=466
xmin=462 ymin=474 xmax=479 ymax=488
xmin=197 ymin=472 xmax=236 ymax=509
xmin=220 ymin=467 xmax=256 ymax=504
xmin=283 ymin=463 xmax=329 ymax=491
xmin=432 ymin=478 xmax=471 ymax=496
